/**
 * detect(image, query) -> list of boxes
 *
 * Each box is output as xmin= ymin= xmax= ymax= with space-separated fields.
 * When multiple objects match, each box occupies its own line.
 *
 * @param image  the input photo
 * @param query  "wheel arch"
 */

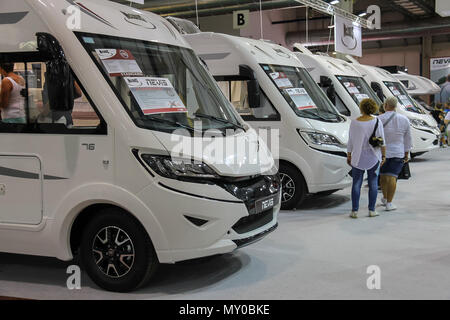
xmin=50 ymin=183 xmax=168 ymax=261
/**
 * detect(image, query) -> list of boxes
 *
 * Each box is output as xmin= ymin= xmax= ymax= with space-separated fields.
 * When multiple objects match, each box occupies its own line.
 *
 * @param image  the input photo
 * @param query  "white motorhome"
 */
xmin=180 ymin=30 xmax=352 ymax=210
xmin=293 ymin=46 xmax=382 ymax=119
xmin=393 ymin=71 xmax=441 ymax=113
xmin=0 ymin=0 xmax=281 ymax=292
xmin=350 ymin=63 xmax=440 ymax=156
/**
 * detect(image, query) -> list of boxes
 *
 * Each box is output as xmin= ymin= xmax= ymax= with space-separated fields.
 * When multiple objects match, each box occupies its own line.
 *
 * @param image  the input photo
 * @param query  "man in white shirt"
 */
xmin=378 ymin=96 xmax=413 ymax=211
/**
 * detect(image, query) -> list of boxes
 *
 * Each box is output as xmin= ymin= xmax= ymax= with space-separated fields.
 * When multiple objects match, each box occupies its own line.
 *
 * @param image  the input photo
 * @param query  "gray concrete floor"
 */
xmin=1 ymin=148 xmax=449 ymax=300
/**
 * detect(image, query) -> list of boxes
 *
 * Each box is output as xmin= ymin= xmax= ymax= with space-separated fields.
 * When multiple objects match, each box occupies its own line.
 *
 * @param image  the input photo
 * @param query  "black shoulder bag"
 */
xmin=369 ymin=118 xmax=384 ymax=148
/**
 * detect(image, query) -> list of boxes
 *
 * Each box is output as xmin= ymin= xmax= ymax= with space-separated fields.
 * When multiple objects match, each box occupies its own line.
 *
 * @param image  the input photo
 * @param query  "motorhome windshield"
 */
xmin=383 ymin=81 xmax=423 ymax=114
xmin=261 ymin=64 xmax=341 ymax=122
xmin=77 ymin=33 xmax=242 ymax=134
xmin=336 ymin=75 xmax=381 ymax=106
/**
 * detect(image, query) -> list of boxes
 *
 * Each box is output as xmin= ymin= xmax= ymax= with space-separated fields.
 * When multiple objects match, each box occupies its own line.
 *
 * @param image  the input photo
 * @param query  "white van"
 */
xmin=180 ymin=31 xmax=352 ymax=210
xmin=0 ymin=0 xmax=280 ymax=292
xmin=393 ymin=71 xmax=441 ymax=113
xmin=293 ymin=47 xmax=383 ymax=119
xmin=350 ymin=63 xmax=440 ymax=156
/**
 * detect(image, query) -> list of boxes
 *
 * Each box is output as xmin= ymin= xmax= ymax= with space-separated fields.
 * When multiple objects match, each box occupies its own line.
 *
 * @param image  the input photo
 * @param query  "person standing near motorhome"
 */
xmin=378 ymin=97 xmax=413 ymax=211
xmin=435 ymin=75 xmax=450 ymax=107
xmin=347 ymin=98 xmax=386 ymax=219
xmin=0 ymin=63 xmax=26 ymax=123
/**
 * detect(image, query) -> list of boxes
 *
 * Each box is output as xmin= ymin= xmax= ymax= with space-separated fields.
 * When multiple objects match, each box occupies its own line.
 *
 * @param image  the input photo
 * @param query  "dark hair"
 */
xmin=360 ymin=98 xmax=379 ymax=115
xmin=0 ymin=63 xmax=14 ymax=73
xmin=447 ymin=74 xmax=450 ymax=82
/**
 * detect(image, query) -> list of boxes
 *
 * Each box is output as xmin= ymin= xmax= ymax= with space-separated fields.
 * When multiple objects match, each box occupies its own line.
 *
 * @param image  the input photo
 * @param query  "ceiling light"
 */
xmin=358 ymin=12 xmax=367 ymax=17
xmin=330 ymin=0 xmax=339 ymax=4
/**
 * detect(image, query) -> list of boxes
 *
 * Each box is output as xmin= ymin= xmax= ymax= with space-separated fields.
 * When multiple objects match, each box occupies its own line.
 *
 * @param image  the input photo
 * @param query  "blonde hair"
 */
xmin=384 ymin=96 xmax=398 ymax=110
xmin=359 ymin=98 xmax=379 ymax=115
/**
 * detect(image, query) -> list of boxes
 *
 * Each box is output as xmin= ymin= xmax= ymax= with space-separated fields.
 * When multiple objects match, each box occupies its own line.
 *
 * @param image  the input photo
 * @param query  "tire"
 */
xmin=80 ymin=208 xmax=158 ymax=292
xmin=279 ymin=163 xmax=307 ymax=210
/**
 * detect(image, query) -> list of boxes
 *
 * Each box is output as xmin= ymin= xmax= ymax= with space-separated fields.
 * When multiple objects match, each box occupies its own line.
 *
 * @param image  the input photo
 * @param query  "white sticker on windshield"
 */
xmin=96 ymin=49 xmax=143 ymax=77
xmin=389 ymin=86 xmax=401 ymax=96
xmin=285 ymin=88 xmax=317 ymax=110
xmin=398 ymin=95 xmax=412 ymax=108
xmin=354 ymin=93 xmax=369 ymax=102
xmin=125 ymin=77 xmax=187 ymax=115
xmin=270 ymin=72 xmax=293 ymax=89
xmin=344 ymin=82 xmax=360 ymax=94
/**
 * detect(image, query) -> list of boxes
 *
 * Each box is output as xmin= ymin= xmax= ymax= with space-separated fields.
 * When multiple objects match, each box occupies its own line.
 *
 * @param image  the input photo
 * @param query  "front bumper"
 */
xmin=138 ymin=174 xmax=280 ymax=263
xmin=304 ymin=146 xmax=352 ymax=193
xmin=411 ymin=127 xmax=440 ymax=154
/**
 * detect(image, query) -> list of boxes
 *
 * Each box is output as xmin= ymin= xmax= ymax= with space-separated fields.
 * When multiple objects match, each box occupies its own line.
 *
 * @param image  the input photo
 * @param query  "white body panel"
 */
xmin=0 ymin=0 xmax=279 ymax=264
xmin=184 ymin=33 xmax=352 ymax=194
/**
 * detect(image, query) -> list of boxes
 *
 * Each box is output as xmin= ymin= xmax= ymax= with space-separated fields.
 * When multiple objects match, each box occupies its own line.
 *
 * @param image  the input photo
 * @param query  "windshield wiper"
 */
xmin=194 ymin=112 xmax=245 ymax=130
xmin=145 ymin=116 xmax=201 ymax=133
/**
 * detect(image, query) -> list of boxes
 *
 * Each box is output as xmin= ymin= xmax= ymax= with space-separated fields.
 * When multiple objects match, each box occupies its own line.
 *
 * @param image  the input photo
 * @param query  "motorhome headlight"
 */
xmin=140 ymin=154 xmax=219 ymax=180
xmin=299 ymin=130 xmax=345 ymax=148
xmin=409 ymin=118 xmax=431 ymax=129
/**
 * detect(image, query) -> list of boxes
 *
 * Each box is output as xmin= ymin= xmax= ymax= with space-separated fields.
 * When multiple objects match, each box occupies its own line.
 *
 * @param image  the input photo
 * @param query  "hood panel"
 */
xmin=152 ymin=129 xmax=275 ymax=177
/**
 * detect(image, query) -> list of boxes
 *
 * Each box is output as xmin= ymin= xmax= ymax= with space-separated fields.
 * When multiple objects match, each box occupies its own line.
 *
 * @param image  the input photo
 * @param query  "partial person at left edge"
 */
xmin=0 ymin=63 xmax=26 ymax=123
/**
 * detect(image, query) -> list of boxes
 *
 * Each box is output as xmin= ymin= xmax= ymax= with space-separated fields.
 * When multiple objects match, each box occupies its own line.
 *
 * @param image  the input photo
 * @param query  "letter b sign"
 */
xmin=233 ymin=10 xmax=249 ymax=29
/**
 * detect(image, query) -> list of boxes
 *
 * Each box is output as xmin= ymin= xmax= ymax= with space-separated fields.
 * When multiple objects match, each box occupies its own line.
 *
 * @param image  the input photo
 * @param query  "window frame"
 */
xmin=214 ymin=75 xmax=281 ymax=122
xmin=0 ymin=51 xmax=107 ymax=135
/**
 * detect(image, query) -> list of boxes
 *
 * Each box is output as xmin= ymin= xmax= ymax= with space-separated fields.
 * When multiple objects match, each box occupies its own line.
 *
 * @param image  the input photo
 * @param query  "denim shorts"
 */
xmin=380 ymin=157 xmax=404 ymax=177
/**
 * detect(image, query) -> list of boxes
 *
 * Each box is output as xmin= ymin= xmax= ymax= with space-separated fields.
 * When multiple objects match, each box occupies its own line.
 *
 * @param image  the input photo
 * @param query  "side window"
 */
xmin=217 ymin=80 xmax=280 ymax=121
xmin=0 ymin=58 xmax=105 ymax=134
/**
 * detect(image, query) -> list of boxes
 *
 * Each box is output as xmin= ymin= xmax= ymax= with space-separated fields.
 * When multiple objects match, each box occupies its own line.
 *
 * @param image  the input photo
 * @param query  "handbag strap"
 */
xmin=382 ymin=112 xmax=396 ymax=127
xmin=371 ymin=118 xmax=379 ymax=137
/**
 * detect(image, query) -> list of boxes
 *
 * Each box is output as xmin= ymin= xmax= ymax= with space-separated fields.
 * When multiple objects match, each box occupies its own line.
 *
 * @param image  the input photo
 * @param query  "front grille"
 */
xmin=232 ymin=209 xmax=273 ymax=234
xmin=220 ymin=174 xmax=281 ymax=215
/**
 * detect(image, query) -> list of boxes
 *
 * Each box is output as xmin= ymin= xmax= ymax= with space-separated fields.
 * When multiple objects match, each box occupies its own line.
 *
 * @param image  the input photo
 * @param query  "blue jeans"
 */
xmin=351 ymin=162 xmax=379 ymax=212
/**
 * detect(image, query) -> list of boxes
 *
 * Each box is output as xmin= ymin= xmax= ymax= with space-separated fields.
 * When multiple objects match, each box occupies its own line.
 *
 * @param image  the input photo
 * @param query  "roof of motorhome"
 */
xmin=184 ymin=32 xmax=304 ymax=68
xmin=393 ymin=72 xmax=441 ymax=96
xmin=351 ymin=63 xmax=399 ymax=82
xmin=0 ymin=0 xmax=189 ymax=53
xmin=295 ymin=52 xmax=363 ymax=77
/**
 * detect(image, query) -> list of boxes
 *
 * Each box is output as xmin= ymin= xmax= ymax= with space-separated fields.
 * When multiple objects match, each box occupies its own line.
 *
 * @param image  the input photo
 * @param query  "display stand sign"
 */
xmin=96 ymin=49 xmax=143 ymax=77
xmin=125 ymin=77 xmax=187 ymax=115
xmin=354 ymin=93 xmax=369 ymax=102
xmin=335 ymin=15 xmax=362 ymax=57
xmin=270 ymin=72 xmax=293 ymax=89
xmin=430 ymin=57 xmax=450 ymax=83
xmin=285 ymin=88 xmax=317 ymax=110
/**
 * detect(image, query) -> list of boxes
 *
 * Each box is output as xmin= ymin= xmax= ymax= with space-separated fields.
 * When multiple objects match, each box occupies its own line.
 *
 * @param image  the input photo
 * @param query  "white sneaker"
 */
xmin=349 ymin=211 xmax=358 ymax=219
xmin=368 ymin=210 xmax=379 ymax=217
xmin=380 ymin=198 xmax=387 ymax=207
xmin=385 ymin=203 xmax=397 ymax=211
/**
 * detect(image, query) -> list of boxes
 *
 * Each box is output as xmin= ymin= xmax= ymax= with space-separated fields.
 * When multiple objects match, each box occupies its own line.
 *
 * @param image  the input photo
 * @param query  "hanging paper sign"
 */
xmin=270 ymin=72 xmax=293 ymax=89
xmin=285 ymin=88 xmax=317 ymax=110
xmin=344 ymin=82 xmax=360 ymax=94
xmin=398 ymin=95 xmax=412 ymax=108
xmin=389 ymin=86 xmax=401 ymax=96
xmin=125 ymin=77 xmax=187 ymax=115
xmin=95 ymin=49 xmax=143 ymax=77
xmin=354 ymin=93 xmax=369 ymax=102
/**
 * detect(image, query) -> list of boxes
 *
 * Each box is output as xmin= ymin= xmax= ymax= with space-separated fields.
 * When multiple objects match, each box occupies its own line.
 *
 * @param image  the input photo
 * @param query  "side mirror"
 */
xmin=371 ymin=82 xmax=384 ymax=101
xmin=239 ymin=65 xmax=261 ymax=108
xmin=319 ymin=76 xmax=336 ymax=105
xmin=37 ymin=33 xmax=75 ymax=112
xmin=320 ymin=75 xmax=332 ymax=88
xmin=326 ymin=84 xmax=336 ymax=105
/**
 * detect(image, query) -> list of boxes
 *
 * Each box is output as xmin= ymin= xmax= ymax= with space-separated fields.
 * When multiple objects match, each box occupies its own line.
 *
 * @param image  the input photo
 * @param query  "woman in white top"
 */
xmin=0 ymin=63 xmax=26 ymax=123
xmin=347 ymin=98 xmax=386 ymax=218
